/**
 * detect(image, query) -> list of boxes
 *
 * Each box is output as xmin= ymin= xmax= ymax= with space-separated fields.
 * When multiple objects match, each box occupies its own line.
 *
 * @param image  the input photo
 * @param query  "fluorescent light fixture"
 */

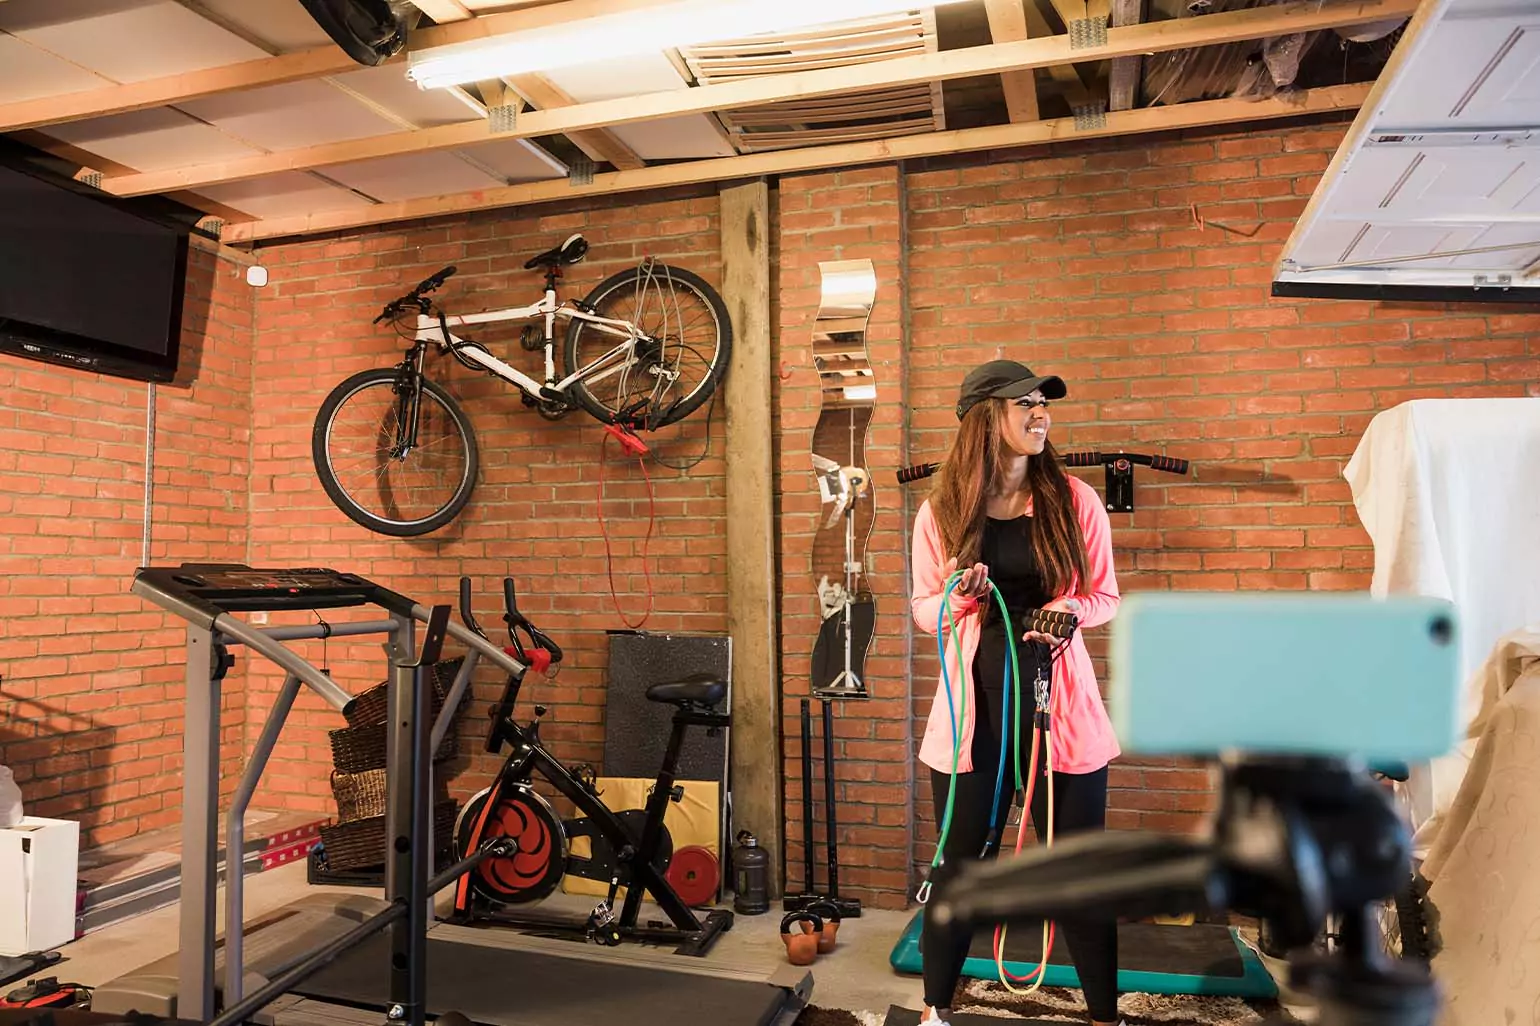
xmin=842 ymin=383 xmax=877 ymax=401
xmin=406 ymin=0 xmax=969 ymax=89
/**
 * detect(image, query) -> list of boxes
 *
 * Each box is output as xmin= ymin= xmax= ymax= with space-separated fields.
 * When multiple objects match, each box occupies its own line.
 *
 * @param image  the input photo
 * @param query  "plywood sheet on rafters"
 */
xmin=677 ymin=9 xmax=946 ymax=153
xmin=539 ymin=51 xmax=736 ymax=160
xmin=0 ymin=0 xmax=268 ymax=82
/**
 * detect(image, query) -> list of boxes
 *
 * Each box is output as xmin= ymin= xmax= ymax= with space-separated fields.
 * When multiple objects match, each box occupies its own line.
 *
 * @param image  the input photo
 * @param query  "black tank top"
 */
xmin=974 ymin=514 xmax=1052 ymax=695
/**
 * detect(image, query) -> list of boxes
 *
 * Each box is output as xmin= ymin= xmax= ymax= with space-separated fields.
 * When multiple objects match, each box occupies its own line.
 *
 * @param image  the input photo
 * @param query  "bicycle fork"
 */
xmin=391 ymin=343 xmax=429 ymax=458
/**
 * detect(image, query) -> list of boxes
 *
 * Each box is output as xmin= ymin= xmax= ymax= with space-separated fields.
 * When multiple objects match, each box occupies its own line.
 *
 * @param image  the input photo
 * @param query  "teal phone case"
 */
xmin=1109 ymin=592 xmax=1461 ymax=762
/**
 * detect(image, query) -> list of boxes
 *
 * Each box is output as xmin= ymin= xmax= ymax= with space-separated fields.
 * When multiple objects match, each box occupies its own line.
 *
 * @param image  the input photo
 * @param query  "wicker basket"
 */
xmin=331 ymin=769 xmax=388 ymax=823
xmin=329 ymin=657 xmax=467 ymax=773
xmin=343 ymin=657 xmax=464 ymax=728
xmin=318 ymin=798 xmax=459 ymax=872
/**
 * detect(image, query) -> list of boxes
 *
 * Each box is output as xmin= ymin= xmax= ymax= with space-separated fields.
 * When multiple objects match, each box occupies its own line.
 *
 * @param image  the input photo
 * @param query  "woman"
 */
xmin=911 ymin=359 xmax=1122 ymax=1026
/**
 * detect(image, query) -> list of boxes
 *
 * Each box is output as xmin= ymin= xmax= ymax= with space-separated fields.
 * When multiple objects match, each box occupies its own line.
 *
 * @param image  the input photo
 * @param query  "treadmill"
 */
xmin=93 ymin=564 xmax=811 ymax=1026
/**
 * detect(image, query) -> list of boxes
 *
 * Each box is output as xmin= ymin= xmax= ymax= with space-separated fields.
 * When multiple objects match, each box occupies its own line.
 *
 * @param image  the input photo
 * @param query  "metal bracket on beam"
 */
xmin=201 ymin=218 xmax=225 ymax=240
xmin=1073 ymin=100 xmax=1109 ymax=130
xmin=80 ymin=171 xmax=103 ymax=189
xmin=1069 ymin=17 xmax=1109 ymax=48
xmin=569 ymin=157 xmax=595 ymax=187
xmin=488 ymin=104 xmax=518 ymax=134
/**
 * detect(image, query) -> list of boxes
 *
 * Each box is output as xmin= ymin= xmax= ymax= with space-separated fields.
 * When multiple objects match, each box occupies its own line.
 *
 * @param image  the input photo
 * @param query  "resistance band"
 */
xmin=918 ymin=569 xmax=1073 ymax=995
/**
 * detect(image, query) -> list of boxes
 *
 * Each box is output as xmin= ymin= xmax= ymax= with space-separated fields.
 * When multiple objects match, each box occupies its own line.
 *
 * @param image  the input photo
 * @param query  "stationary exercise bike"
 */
xmin=448 ymin=577 xmax=735 ymax=956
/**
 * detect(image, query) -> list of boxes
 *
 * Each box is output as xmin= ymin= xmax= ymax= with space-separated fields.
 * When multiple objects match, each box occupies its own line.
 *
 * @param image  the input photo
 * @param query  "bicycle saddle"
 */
xmin=646 ymin=673 xmax=726 ymax=707
xmin=524 ymin=233 xmax=589 ymax=270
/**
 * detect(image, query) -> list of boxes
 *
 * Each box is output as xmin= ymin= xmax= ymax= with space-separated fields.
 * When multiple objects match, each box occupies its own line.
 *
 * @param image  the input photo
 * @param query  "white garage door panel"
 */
xmin=1288 ymin=220 xmax=1377 ymax=267
xmin=1375 ymin=18 xmax=1540 ymax=128
xmin=1336 ymin=146 xmax=1540 ymax=218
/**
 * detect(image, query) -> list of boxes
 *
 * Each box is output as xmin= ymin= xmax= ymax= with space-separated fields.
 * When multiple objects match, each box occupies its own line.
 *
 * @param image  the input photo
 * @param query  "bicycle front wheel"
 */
xmin=312 ymin=368 xmax=479 ymax=536
xmin=562 ymin=262 xmax=732 ymax=429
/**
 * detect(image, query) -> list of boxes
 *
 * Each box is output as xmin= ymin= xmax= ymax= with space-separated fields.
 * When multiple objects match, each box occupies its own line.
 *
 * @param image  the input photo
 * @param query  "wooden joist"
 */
xmin=222 ymin=81 xmax=1373 ymax=242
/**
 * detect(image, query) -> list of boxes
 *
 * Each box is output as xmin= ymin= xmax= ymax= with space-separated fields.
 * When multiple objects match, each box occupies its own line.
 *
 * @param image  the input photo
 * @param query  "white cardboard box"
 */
xmin=0 ymin=816 xmax=80 ymax=955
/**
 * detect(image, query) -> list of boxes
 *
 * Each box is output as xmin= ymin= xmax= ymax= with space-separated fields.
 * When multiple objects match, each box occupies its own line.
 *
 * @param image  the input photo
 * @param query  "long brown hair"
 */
xmin=929 ymin=398 xmax=1088 ymax=597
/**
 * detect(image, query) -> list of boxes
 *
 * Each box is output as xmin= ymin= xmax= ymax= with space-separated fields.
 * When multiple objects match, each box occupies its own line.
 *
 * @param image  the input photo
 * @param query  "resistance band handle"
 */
xmin=1023 ymin=608 xmax=1079 ymax=639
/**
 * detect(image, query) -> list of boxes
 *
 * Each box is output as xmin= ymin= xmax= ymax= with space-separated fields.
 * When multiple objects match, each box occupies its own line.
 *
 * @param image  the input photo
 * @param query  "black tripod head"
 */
xmin=928 ymin=754 xmax=1439 ymax=1026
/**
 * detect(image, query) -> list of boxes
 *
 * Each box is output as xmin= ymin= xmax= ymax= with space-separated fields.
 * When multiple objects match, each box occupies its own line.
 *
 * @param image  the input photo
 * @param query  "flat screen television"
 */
xmin=0 ymin=160 xmax=192 ymax=383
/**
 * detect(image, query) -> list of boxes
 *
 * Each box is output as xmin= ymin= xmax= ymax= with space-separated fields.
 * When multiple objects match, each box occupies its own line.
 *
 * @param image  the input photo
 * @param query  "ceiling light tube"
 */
xmin=406 ymin=0 xmax=970 ymax=89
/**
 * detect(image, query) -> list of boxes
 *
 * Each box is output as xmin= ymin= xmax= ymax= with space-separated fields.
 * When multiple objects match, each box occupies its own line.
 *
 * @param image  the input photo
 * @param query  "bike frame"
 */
xmin=454 ymin=704 xmax=719 ymax=937
xmin=414 ymin=286 xmax=647 ymax=402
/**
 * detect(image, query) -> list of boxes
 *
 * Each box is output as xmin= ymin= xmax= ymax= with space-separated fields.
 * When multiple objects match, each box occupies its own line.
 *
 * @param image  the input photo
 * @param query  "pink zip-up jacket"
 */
xmin=912 ymin=473 xmax=1121 ymax=775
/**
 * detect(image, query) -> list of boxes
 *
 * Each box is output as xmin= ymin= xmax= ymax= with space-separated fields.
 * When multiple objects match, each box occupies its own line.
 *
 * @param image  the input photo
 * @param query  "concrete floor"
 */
xmin=55 ymin=862 xmax=924 ymax=1018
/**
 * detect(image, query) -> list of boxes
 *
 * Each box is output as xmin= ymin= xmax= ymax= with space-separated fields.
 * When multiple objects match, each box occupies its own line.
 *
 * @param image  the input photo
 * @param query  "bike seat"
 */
xmin=524 ymin=233 xmax=589 ymax=270
xmin=646 ymin=673 xmax=726 ymax=708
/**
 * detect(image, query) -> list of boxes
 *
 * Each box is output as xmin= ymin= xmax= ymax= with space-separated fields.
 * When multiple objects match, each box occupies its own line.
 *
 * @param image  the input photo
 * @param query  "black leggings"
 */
xmin=920 ymin=702 xmax=1118 ymax=1020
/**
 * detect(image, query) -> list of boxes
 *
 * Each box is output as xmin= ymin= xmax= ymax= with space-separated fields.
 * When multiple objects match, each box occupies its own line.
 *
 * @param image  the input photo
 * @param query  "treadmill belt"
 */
xmin=888 ymin=912 xmax=1276 ymax=998
xmin=291 ymin=933 xmax=786 ymax=1026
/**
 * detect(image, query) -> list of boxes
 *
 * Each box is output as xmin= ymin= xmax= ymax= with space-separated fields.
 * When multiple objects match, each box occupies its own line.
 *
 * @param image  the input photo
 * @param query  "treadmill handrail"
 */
xmin=213 ymin=613 xmax=355 ymax=711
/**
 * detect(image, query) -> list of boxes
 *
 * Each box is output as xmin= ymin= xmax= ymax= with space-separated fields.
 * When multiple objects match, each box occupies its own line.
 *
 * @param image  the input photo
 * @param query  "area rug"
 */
xmin=953 ymin=979 xmax=1281 ymax=1024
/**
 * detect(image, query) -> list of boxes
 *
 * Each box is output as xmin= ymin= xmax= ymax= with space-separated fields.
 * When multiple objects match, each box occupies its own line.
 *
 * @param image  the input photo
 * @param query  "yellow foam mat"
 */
xmin=561 ymin=777 xmax=720 ymax=900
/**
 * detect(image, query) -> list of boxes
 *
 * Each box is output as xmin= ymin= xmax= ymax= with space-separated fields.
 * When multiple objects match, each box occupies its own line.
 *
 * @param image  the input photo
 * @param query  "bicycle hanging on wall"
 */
xmin=311 ymin=234 xmax=733 ymax=537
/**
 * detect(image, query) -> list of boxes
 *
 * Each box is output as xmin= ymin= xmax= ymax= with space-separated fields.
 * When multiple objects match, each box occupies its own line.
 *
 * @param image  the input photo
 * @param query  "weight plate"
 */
xmin=454 ymin=784 xmax=566 ymax=905
xmin=666 ymin=845 xmax=719 ymax=907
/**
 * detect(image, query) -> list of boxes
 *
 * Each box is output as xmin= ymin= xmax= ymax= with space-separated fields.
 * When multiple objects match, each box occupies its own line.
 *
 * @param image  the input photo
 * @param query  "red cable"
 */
xmin=992 ymin=724 xmax=1056 ymax=984
xmin=598 ymin=425 xmax=655 ymax=629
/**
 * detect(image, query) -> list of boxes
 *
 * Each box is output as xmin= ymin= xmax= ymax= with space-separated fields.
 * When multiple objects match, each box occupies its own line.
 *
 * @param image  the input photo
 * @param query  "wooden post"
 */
xmin=720 ymin=178 xmax=782 ymax=894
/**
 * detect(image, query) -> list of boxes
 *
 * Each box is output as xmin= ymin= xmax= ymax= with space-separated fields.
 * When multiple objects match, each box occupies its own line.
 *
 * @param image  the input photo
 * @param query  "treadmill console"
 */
xmin=133 ymin=563 xmax=415 ymax=626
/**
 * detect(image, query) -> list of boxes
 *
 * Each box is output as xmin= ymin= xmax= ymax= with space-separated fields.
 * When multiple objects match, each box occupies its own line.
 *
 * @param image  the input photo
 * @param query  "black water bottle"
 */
xmin=732 ymin=830 xmax=770 ymax=915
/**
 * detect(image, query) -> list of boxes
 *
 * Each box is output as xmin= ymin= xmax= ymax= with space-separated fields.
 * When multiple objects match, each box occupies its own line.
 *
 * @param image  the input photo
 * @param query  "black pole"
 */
xmin=822 ymin=699 xmax=838 ymax=900
xmin=387 ymin=605 xmax=449 ymax=1026
xmin=801 ymin=697 xmax=815 ymax=895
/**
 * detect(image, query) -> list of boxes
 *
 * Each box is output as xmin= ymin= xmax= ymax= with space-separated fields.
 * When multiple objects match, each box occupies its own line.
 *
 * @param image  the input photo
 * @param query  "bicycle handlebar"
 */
xmin=456 ymin=575 xmax=564 ymax=668
xmin=895 ymin=451 xmax=1189 ymax=485
xmin=374 ymin=265 xmax=458 ymax=324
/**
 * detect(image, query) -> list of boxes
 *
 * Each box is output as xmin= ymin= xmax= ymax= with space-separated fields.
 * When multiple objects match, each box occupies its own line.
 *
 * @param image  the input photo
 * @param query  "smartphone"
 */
xmin=1109 ymin=592 xmax=1461 ymax=762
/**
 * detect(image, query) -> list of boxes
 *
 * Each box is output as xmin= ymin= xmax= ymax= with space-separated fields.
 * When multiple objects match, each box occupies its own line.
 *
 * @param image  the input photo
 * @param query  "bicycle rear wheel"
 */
xmin=562 ymin=262 xmax=732 ymax=429
xmin=312 ymin=367 xmax=478 ymax=536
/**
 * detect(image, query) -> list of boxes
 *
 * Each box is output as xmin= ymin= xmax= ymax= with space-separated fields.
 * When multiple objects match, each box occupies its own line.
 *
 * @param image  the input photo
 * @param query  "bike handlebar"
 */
xmin=374 ymin=265 xmax=458 ymax=324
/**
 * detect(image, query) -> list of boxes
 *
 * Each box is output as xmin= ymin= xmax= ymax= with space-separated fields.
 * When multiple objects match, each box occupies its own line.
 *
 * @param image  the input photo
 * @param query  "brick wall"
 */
xmin=0 ymin=241 xmax=255 ymax=847
xmin=243 ymin=189 xmax=728 ymax=816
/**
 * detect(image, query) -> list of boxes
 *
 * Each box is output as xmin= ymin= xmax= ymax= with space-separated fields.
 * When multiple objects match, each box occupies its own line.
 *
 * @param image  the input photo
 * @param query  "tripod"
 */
xmin=930 ymin=755 xmax=1440 ymax=1026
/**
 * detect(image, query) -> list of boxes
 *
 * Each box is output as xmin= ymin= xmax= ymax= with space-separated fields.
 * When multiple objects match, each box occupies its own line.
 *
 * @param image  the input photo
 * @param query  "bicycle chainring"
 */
xmin=538 ymin=398 xmax=573 ymax=421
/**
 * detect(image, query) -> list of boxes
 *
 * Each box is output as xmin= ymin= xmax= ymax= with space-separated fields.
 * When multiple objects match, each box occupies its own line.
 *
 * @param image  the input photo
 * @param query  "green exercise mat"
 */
xmin=888 ymin=911 xmax=1276 ymax=999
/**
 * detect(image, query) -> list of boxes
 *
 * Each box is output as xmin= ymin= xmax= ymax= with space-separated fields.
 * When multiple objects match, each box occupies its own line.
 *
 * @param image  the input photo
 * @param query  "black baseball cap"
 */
xmin=956 ymin=359 xmax=1067 ymax=420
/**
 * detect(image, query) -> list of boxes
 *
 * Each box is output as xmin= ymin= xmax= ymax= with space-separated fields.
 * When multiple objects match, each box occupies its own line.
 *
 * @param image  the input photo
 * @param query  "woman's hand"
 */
xmin=943 ymin=557 xmax=992 ymax=600
xmin=1044 ymin=597 xmax=1084 ymax=618
xmin=1023 ymin=597 xmax=1082 ymax=646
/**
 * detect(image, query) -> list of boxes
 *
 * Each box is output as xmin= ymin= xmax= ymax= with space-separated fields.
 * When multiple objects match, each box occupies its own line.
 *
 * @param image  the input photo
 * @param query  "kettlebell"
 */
xmin=779 ymin=911 xmax=823 ymax=965
xmin=807 ymin=899 xmax=842 ymax=954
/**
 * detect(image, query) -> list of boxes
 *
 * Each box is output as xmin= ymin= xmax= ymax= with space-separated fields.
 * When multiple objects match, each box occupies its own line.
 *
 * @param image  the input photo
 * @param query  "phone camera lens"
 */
xmin=1429 ymin=616 xmax=1453 ymax=646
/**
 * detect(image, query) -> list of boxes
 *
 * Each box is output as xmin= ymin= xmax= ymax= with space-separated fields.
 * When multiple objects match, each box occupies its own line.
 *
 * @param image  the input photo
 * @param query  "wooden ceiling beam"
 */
xmin=98 ymin=0 xmax=1415 ymax=199
xmin=1108 ymin=0 xmax=1146 ymax=111
xmin=983 ymin=0 xmax=1040 ymax=123
xmin=222 ymin=80 xmax=1372 ymax=242
xmin=503 ymin=74 xmax=647 ymax=170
